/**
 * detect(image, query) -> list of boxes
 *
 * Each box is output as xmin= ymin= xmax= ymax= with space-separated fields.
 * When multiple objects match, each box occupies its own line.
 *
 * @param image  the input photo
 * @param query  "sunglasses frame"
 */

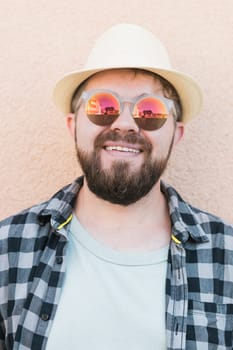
xmin=78 ymin=89 xmax=177 ymax=131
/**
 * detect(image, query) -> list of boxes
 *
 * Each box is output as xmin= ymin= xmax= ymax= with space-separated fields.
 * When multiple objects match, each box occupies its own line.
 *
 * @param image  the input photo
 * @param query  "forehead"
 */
xmin=84 ymin=69 xmax=164 ymax=94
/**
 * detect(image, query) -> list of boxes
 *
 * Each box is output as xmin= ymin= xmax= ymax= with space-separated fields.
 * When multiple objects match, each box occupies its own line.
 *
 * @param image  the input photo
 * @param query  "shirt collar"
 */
xmin=161 ymin=181 xmax=209 ymax=244
xmin=38 ymin=177 xmax=209 ymax=244
xmin=38 ymin=177 xmax=83 ymax=231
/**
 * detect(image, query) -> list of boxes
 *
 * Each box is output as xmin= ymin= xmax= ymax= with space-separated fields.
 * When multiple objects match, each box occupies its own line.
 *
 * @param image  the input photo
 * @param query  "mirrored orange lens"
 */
xmin=85 ymin=92 xmax=120 ymax=126
xmin=86 ymin=93 xmax=120 ymax=117
xmin=133 ymin=97 xmax=168 ymax=119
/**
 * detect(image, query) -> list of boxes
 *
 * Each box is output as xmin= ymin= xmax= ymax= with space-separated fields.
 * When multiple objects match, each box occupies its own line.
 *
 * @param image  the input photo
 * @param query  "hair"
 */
xmin=70 ymin=68 xmax=182 ymax=121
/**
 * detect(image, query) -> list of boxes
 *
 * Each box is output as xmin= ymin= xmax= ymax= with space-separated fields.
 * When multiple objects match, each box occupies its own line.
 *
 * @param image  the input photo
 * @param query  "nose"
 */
xmin=110 ymin=102 xmax=139 ymax=133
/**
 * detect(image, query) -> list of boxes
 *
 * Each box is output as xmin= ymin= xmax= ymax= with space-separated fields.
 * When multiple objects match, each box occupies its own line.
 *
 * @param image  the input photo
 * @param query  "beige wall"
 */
xmin=0 ymin=0 xmax=233 ymax=221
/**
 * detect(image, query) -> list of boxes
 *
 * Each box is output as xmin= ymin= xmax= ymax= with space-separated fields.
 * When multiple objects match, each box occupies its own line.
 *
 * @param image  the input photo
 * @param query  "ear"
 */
xmin=66 ymin=113 xmax=76 ymax=139
xmin=173 ymin=122 xmax=185 ymax=146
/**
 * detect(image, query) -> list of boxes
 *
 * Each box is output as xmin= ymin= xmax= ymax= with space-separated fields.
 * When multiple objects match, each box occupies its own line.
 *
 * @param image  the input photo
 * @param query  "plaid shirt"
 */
xmin=1 ymin=177 xmax=233 ymax=350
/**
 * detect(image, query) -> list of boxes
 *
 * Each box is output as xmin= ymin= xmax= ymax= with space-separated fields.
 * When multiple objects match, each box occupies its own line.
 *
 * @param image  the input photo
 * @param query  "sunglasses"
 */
xmin=77 ymin=89 xmax=176 ymax=131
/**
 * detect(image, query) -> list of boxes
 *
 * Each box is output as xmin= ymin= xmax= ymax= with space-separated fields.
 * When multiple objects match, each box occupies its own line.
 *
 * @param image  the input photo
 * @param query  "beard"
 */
xmin=75 ymin=129 xmax=174 ymax=206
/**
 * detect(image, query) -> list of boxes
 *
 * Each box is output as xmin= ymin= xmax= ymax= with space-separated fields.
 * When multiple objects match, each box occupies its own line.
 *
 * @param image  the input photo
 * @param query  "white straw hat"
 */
xmin=53 ymin=23 xmax=202 ymax=122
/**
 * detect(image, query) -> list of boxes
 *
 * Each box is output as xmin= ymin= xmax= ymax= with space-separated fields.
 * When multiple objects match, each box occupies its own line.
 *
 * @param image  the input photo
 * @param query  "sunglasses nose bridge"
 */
xmin=110 ymin=99 xmax=139 ymax=132
xmin=120 ymin=99 xmax=135 ymax=117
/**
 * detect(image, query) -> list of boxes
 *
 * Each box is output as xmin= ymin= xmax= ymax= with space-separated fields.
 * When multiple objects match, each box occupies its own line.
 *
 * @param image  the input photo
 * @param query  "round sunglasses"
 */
xmin=77 ymin=89 xmax=176 ymax=131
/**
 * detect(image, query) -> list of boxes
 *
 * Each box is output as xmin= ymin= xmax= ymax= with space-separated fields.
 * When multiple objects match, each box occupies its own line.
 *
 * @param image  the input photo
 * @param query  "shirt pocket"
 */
xmin=186 ymin=300 xmax=233 ymax=349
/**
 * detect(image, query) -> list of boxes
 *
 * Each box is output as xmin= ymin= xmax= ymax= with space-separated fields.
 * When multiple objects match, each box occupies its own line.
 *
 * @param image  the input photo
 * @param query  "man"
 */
xmin=0 ymin=23 xmax=233 ymax=350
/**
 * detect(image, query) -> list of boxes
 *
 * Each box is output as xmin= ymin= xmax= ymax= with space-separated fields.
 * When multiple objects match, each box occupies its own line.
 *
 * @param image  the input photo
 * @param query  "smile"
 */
xmin=104 ymin=146 xmax=141 ymax=154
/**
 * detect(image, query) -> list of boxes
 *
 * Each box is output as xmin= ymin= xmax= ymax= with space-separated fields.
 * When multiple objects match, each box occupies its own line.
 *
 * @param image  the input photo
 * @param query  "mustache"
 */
xmin=94 ymin=130 xmax=152 ymax=152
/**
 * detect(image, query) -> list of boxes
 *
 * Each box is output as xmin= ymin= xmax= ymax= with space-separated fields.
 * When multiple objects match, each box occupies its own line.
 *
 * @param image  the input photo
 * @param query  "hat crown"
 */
xmin=85 ymin=23 xmax=172 ymax=70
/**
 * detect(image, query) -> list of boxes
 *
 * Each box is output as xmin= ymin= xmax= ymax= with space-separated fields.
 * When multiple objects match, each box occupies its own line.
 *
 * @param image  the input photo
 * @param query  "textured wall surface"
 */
xmin=0 ymin=0 xmax=233 ymax=221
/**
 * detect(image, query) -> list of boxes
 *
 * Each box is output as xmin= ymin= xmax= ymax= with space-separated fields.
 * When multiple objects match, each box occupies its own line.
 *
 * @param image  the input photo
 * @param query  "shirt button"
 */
xmin=41 ymin=313 xmax=49 ymax=321
xmin=55 ymin=256 xmax=63 ymax=264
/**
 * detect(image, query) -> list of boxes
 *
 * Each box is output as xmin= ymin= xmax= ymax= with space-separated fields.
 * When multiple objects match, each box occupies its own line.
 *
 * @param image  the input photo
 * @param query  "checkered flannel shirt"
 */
xmin=1 ymin=177 xmax=233 ymax=350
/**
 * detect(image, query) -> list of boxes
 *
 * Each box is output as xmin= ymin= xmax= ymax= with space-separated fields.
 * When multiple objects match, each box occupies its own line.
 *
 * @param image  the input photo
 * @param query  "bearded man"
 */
xmin=1 ymin=24 xmax=233 ymax=350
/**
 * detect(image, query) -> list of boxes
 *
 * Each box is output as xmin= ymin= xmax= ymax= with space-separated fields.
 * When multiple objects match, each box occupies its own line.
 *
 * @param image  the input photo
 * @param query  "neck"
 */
xmin=74 ymin=178 xmax=171 ymax=251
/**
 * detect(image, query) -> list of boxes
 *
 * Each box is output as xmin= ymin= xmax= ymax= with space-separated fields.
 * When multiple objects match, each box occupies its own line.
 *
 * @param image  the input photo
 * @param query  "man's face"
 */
xmin=67 ymin=69 xmax=183 ymax=205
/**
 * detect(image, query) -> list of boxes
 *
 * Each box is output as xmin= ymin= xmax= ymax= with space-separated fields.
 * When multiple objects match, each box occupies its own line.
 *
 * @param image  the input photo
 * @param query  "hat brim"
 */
xmin=53 ymin=65 xmax=202 ymax=123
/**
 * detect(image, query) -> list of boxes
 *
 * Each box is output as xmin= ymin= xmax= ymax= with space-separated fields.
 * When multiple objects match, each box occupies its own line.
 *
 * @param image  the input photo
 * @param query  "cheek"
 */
xmin=145 ymin=126 xmax=175 ymax=158
xmin=75 ymin=113 xmax=103 ymax=150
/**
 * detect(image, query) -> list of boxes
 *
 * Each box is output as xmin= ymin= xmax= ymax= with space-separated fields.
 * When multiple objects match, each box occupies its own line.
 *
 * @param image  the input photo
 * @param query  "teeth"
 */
xmin=105 ymin=146 xmax=140 ymax=153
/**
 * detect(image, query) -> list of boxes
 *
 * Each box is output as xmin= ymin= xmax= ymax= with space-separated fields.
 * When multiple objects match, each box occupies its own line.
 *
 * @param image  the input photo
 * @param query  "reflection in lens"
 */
xmin=86 ymin=93 xmax=120 ymax=117
xmin=133 ymin=97 xmax=168 ymax=119
xmin=134 ymin=118 xmax=167 ymax=131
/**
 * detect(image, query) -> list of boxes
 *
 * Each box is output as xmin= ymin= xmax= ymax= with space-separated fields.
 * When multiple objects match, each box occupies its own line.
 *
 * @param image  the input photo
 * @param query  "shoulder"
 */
xmin=187 ymin=201 xmax=233 ymax=237
xmin=162 ymin=182 xmax=233 ymax=242
xmin=0 ymin=177 xmax=83 ymax=240
xmin=0 ymin=200 xmax=51 ymax=241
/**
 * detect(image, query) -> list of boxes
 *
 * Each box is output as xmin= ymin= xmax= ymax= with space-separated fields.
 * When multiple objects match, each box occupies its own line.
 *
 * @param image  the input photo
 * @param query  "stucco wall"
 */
xmin=0 ymin=0 xmax=233 ymax=221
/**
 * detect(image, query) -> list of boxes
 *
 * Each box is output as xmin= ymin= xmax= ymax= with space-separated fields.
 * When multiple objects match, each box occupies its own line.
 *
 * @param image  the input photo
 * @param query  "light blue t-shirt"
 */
xmin=46 ymin=215 xmax=169 ymax=350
